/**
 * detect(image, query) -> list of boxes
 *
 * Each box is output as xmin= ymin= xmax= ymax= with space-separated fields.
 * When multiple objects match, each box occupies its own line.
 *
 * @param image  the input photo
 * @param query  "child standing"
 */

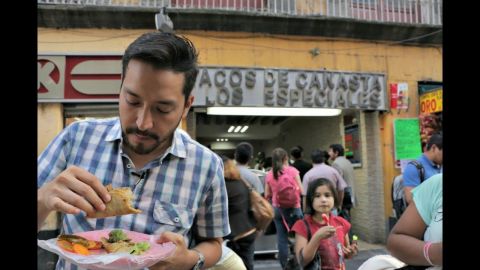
xmin=292 ymin=178 xmax=358 ymax=270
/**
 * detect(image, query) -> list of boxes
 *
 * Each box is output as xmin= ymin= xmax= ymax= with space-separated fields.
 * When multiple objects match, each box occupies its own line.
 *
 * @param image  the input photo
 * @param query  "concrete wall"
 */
xmin=37 ymin=103 xmax=64 ymax=230
xmin=38 ymin=103 xmax=63 ymax=155
xmin=350 ymin=111 xmax=386 ymax=243
xmin=262 ymin=116 xmax=342 ymax=160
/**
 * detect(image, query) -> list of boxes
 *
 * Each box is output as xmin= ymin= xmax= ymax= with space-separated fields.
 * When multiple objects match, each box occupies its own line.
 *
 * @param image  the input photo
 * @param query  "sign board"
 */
xmin=419 ymin=88 xmax=442 ymax=114
xmin=38 ymin=55 xmax=388 ymax=111
xmin=390 ymin=82 xmax=408 ymax=110
xmin=393 ymin=118 xmax=422 ymax=160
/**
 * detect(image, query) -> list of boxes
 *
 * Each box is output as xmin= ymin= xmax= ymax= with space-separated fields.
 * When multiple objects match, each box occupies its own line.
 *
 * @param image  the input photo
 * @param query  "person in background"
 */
xmin=328 ymin=144 xmax=357 ymax=221
xmin=264 ymin=148 xmax=304 ymax=269
xmin=402 ymin=133 xmax=442 ymax=205
xmin=221 ymin=156 xmax=257 ymax=270
xmin=292 ymin=178 xmax=358 ymax=270
xmin=359 ymin=174 xmax=443 ymax=270
xmin=37 ymin=32 xmax=230 ymax=270
xmin=290 ymin=146 xmax=313 ymax=182
xmin=235 ymin=142 xmax=264 ymax=194
xmin=263 ymin=156 xmax=273 ymax=172
xmin=254 ymin=151 xmax=266 ymax=171
xmin=303 ymin=149 xmax=347 ymax=215
xmin=388 ymin=173 xmax=442 ymax=268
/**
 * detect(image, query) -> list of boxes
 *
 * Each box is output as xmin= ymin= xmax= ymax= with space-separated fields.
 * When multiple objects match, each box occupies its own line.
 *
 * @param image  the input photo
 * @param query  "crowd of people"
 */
xmin=213 ymin=142 xmax=359 ymax=270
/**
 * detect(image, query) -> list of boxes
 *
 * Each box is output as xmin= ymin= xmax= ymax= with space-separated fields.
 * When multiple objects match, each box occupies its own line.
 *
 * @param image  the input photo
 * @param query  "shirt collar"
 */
xmin=104 ymin=118 xmax=187 ymax=159
xmin=421 ymin=154 xmax=440 ymax=169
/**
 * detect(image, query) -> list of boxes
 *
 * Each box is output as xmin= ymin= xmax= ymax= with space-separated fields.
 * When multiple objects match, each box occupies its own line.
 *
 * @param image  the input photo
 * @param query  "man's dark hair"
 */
xmin=290 ymin=146 xmax=302 ymax=159
xmin=310 ymin=149 xmax=325 ymax=164
xmin=121 ymin=32 xmax=199 ymax=102
xmin=234 ymin=142 xmax=254 ymax=165
xmin=426 ymin=132 xmax=442 ymax=150
xmin=329 ymin=144 xmax=344 ymax=156
xmin=264 ymin=157 xmax=272 ymax=168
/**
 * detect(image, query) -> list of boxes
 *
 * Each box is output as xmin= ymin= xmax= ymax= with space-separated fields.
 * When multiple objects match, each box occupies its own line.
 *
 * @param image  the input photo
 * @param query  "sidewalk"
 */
xmin=254 ymin=239 xmax=389 ymax=270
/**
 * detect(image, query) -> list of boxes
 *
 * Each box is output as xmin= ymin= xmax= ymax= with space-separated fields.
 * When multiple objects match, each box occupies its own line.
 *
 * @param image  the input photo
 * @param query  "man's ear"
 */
xmin=182 ymin=95 xmax=194 ymax=119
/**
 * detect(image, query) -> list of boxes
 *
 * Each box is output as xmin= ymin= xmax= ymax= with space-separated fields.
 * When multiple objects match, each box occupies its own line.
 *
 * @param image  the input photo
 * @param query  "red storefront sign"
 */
xmin=38 ymin=55 xmax=122 ymax=101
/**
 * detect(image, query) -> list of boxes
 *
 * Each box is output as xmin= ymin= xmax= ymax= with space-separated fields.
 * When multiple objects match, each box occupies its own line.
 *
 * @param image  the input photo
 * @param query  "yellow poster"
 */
xmin=420 ymin=89 xmax=442 ymax=114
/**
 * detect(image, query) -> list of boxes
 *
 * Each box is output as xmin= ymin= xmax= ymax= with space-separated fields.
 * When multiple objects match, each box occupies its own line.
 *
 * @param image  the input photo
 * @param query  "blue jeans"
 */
xmin=273 ymin=207 xmax=303 ymax=268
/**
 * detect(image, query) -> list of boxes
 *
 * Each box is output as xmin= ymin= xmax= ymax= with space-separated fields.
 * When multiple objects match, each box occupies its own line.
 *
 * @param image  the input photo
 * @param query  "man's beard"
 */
xmin=122 ymin=127 xmax=161 ymax=155
xmin=121 ymin=115 xmax=183 ymax=155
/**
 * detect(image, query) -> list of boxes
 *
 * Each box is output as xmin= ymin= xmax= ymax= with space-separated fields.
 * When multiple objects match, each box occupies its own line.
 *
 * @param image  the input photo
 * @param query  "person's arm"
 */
xmin=402 ymin=163 xmax=420 ymax=205
xmin=387 ymin=201 xmax=442 ymax=266
xmin=295 ymin=174 xmax=304 ymax=195
xmin=337 ymin=190 xmax=344 ymax=210
xmin=404 ymin=186 xmax=414 ymax=205
xmin=152 ymin=233 xmax=222 ymax=269
xmin=37 ymin=165 xmax=111 ymax=231
xmin=342 ymin=229 xmax=358 ymax=259
xmin=264 ymin=179 xmax=272 ymax=201
xmin=334 ymin=171 xmax=347 ymax=209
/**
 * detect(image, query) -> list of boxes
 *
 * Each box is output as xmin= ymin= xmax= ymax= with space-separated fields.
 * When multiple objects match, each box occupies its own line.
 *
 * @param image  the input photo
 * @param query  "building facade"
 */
xmin=38 ymin=0 xmax=442 ymax=244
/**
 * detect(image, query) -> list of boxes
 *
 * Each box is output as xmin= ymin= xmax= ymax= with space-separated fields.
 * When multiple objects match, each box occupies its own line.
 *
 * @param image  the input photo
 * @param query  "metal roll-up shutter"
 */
xmin=63 ymin=103 xmax=119 ymax=118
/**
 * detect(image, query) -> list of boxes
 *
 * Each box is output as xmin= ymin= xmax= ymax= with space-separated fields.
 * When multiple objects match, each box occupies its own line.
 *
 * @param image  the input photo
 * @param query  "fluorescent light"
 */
xmin=216 ymin=138 xmax=220 ymax=141
xmin=228 ymin=126 xmax=235 ymax=132
xmin=234 ymin=126 xmax=242 ymax=132
xmin=207 ymin=107 xmax=342 ymax=116
xmin=240 ymin=126 xmax=249 ymax=133
xmin=225 ymin=138 xmax=229 ymax=141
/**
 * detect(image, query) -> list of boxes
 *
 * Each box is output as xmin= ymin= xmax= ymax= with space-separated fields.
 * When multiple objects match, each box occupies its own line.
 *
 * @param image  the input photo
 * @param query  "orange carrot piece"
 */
xmin=72 ymin=243 xmax=90 ymax=255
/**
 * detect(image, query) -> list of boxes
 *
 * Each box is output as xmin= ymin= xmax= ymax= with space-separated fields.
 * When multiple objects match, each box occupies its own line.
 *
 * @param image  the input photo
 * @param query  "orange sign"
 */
xmin=420 ymin=89 xmax=442 ymax=114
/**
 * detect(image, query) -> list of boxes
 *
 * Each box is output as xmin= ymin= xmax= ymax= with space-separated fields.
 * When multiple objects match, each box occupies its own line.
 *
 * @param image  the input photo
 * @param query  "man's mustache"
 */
xmin=126 ymin=127 xmax=159 ymax=140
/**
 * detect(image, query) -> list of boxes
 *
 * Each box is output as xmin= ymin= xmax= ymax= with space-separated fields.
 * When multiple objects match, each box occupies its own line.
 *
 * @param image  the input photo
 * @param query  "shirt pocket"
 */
xmin=152 ymin=200 xmax=194 ymax=233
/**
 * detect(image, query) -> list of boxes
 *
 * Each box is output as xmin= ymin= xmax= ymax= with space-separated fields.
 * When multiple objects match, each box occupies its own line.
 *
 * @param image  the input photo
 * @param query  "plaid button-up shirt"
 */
xmin=38 ymin=117 xmax=230 ymax=270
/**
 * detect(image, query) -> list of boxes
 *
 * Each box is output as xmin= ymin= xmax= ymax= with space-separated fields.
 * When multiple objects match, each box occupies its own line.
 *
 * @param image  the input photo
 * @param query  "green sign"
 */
xmin=394 ymin=119 xmax=422 ymax=160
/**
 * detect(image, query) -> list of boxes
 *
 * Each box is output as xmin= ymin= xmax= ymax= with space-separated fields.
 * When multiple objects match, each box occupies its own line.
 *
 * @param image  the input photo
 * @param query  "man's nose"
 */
xmin=136 ymin=107 xmax=154 ymax=131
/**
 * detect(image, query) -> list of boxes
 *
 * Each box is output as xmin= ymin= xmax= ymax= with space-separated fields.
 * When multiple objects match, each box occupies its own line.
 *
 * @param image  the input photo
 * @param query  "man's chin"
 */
xmin=127 ymin=143 xmax=158 ymax=155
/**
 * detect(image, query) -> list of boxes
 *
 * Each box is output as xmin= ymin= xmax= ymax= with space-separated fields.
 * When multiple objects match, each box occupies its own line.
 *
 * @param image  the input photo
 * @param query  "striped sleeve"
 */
xmin=194 ymin=153 xmax=231 ymax=238
xmin=38 ymin=123 xmax=75 ymax=188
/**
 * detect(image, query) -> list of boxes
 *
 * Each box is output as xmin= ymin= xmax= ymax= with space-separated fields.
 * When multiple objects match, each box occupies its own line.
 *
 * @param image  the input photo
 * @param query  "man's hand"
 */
xmin=38 ymin=165 xmax=111 ymax=229
xmin=149 ymin=231 xmax=197 ymax=270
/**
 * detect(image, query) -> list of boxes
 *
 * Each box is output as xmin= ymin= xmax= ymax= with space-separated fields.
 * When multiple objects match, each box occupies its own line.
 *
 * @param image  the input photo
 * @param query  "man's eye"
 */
xmin=125 ymin=97 xmax=139 ymax=106
xmin=156 ymin=107 xmax=172 ymax=113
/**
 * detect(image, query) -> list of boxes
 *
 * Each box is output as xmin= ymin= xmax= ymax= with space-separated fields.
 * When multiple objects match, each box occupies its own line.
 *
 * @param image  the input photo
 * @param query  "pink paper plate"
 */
xmin=38 ymin=229 xmax=176 ymax=270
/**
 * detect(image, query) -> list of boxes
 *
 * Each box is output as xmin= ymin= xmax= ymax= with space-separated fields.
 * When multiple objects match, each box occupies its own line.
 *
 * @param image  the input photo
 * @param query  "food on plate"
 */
xmin=57 ymin=234 xmax=103 ymax=255
xmin=100 ymin=229 xmax=151 ymax=255
xmin=87 ymin=184 xmax=142 ymax=218
xmin=57 ymin=229 xmax=150 ymax=256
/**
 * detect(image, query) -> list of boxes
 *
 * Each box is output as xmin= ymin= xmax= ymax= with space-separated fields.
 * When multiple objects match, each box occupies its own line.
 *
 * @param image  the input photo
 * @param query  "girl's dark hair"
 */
xmin=121 ymin=32 xmax=199 ymax=103
xmin=272 ymin=148 xmax=288 ymax=180
xmin=304 ymin=178 xmax=339 ymax=215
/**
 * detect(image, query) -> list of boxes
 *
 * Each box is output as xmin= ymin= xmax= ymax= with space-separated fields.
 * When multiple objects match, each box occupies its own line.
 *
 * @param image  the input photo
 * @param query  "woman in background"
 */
xmin=221 ymin=156 xmax=257 ymax=270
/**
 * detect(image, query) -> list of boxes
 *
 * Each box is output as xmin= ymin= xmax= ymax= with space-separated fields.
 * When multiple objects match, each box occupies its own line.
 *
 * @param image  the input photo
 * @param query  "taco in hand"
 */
xmin=87 ymin=184 xmax=141 ymax=218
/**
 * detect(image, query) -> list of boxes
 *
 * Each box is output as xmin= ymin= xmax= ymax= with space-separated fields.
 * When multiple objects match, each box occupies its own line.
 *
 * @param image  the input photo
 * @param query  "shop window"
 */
xmin=343 ymin=111 xmax=362 ymax=166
